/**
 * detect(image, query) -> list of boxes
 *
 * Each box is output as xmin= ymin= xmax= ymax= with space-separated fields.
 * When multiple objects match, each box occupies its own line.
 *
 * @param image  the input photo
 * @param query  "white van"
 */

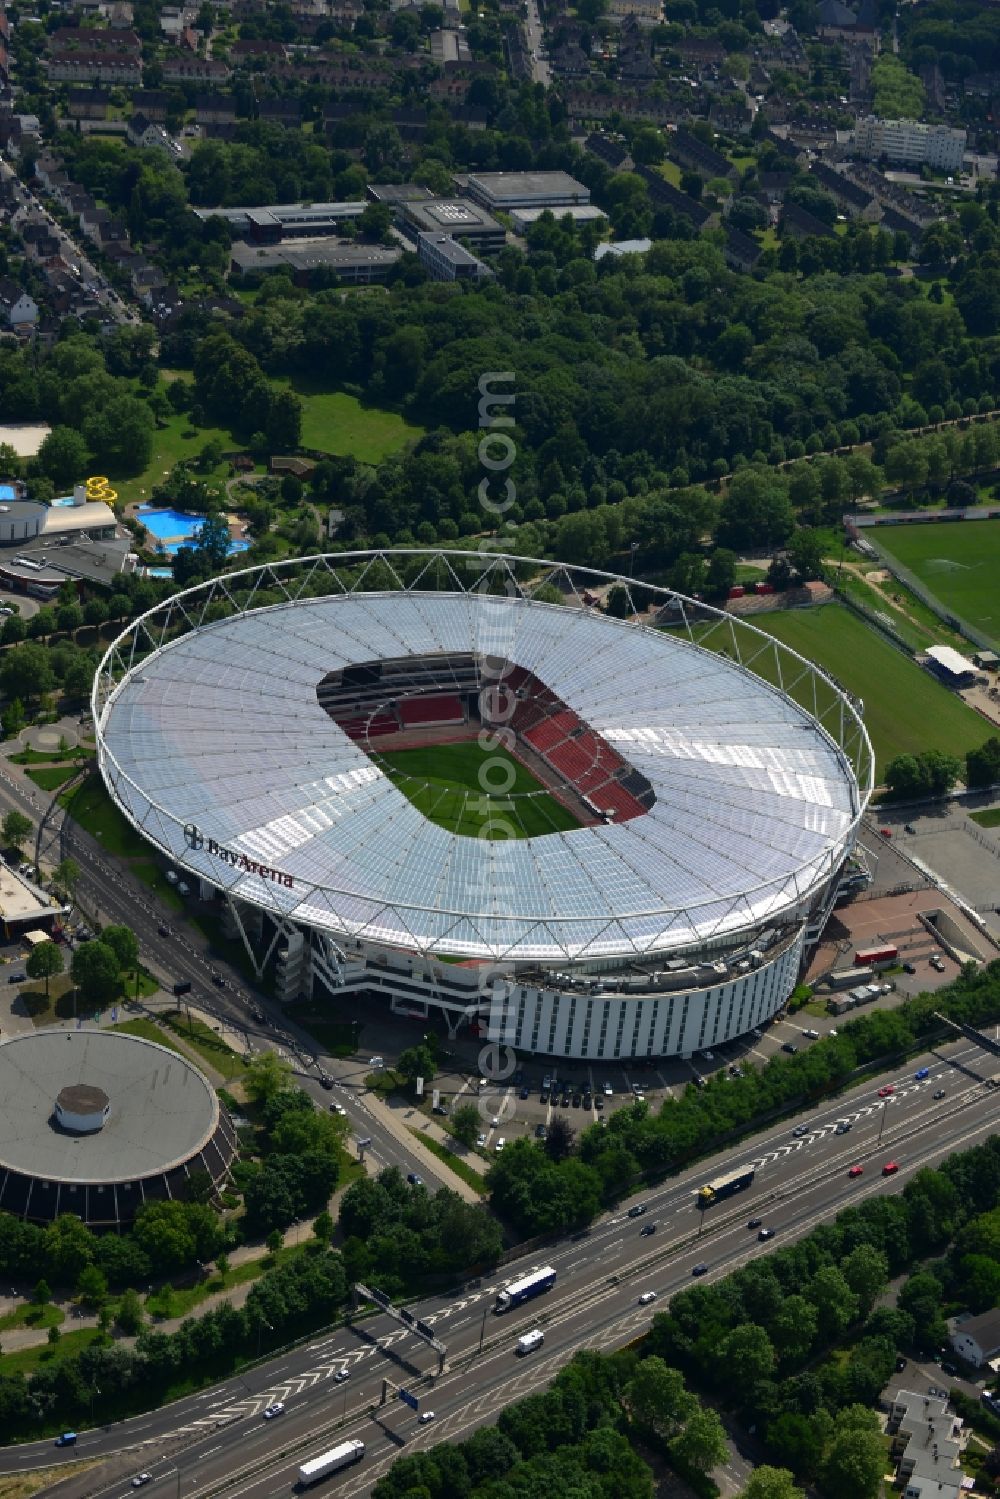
xmin=517 ymin=1330 xmax=544 ymax=1355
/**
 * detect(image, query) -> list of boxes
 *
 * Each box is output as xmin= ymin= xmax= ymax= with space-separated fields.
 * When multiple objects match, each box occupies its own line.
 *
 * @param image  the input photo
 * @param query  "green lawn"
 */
xmin=377 ymin=742 xmax=582 ymax=838
xmin=289 ymin=383 xmax=425 ymax=462
xmin=158 ymin=1010 xmax=248 ymax=1081
xmin=292 ymin=1012 xmax=363 ymax=1058
xmin=144 ymin=1256 xmax=268 ymax=1320
xmin=970 ymin=807 xmax=1000 ymax=828
xmin=110 ymin=407 xmax=247 ymax=509
xmin=703 ymin=604 xmax=988 ymax=777
xmin=0 ymin=1327 xmax=102 ymax=1377
xmin=61 ymin=774 xmax=153 ymax=857
xmin=411 ymin=1129 xmax=487 ymax=1195
xmin=26 ymin=766 xmax=78 ymax=791
xmin=871 ymin=519 xmax=1000 ymax=647
xmin=0 ymin=1302 xmax=64 ymax=1333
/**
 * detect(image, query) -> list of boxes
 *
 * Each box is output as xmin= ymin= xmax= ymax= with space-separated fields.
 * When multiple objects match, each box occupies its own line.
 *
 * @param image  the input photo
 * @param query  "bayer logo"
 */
xmin=183 ymin=823 xmax=204 ymax=852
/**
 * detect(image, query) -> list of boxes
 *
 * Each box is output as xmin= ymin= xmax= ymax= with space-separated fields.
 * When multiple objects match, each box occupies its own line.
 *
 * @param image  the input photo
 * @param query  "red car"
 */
xmin=882 ymin=1161 xmax=899 ymax=1176
xmin=878 ymin=1085 xmax=895 ymax=1098
xmin=848 ymin=1164 xmax=864 ymax=1178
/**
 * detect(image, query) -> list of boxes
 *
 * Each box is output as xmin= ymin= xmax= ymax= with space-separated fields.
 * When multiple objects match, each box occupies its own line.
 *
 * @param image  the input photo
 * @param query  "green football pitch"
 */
xmin=708 ymin=603 xmax=988 ymax=778
xmin=376 ymin=741 xmax=583 ymax=838
xmin=871 ymin=519 xmax=1000 ymax=647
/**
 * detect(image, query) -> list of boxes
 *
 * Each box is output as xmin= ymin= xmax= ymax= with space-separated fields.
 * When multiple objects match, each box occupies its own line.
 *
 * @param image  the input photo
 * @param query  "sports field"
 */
xmin=697 ymin=604 xmax=987 ymax=779
xmin=377 ymin=742 xmax=582 ymax=838
xmin=870 ymin=519 xmax=1000 ymax=647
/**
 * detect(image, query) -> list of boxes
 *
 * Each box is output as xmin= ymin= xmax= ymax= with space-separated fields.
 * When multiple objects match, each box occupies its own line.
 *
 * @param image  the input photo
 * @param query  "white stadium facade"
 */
xmin=94 ymin=551 xmax=874 ymax=1062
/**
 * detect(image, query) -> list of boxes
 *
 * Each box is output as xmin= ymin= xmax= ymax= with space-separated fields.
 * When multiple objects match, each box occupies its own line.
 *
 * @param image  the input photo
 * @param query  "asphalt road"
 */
xmin=523 ymin=0 xmax=550 ymax=86
xmin=6 ymin=1034 xmax=998 ymax=1497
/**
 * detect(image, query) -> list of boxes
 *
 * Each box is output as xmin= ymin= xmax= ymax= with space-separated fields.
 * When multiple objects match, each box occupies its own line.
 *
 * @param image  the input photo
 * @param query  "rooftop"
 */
xmin=0 ymin=1030 xmax=220 ymax=1184
xmin=97 ymin=561 xmax=866 ymax=963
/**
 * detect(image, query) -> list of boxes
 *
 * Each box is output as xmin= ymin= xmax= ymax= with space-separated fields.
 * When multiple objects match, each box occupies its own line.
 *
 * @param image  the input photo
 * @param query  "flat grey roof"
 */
xmin=0 ymin=1030 xmax=219 ymax=1184
xmin=465 ymin=170 xmax=590 ymax=204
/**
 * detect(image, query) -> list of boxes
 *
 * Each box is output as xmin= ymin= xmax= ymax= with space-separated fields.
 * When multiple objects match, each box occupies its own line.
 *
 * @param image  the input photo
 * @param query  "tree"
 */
xmin=820 ymin=1409 xmax=884 ymax=1499
xmin=70 ymin=941 xmax=121 ymax=1007
xmin=705 ymin=548 xmax=737 ymax=597
xmin=741 ymin=1468 xmax=805 ymax=1499
xmin=885 ymin=750 xmax=961 ymax=801
xmin=624 ymin=1356 xmax=696 ymax=1441
xmin=36 ymin=426 xmax=90 ymax=488
xmin=841 ymin=1244 xmax=889 ymax=1315
xmin=33 ymin=1279 xmax=51 ymax=1305
xmin=0 ymin=642 xmax=55 ymax=702
xmin=116 ymin=1287 xmax=144 ymax=1335
xmin=53 ymin=858 xmax=81 ymax=899
xmin=451 ymin=1104 xmax=481 ymax=1147
xmin=312 ymin=1211 xmax=333 ymax=1243
xmin=788 ymin=528 xmax=826 ymax=583
xmin=605 ymin=584 xmax=632 ymax=618
xmin=966 ymin=736 xmax=1000 ymax=789
xmin=543 ymin=1115 xmax=575 ymax=1163
xmin=196 ymin=511 xmax=232 ymax=570
xmin=721 ymin=1323 xmax=775 ymax=1388
xmin=244 ymin=1051 xmax=294 ymax=1106
xmin=101 ymin=924 xmax=139 ymax=976
xmin=26 ymin=941 xmax=64 ymax=998
xmin=396 ymin=1044 xmax=436 ymax=1091
xmin=716 ymin=469 xmax=794 ymax=551
xmin=1 ymin=810 xmax=32 ymax=853
xmin=76 ymin=1263 xmax=108 ymax=1308
xmin=671 ymin=1404 xmax=728 ymax=1473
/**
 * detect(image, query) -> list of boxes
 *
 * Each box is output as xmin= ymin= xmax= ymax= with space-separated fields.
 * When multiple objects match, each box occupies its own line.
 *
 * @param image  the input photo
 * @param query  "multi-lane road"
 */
xmin=5 ymin=1032 xmax=998 ymax=1498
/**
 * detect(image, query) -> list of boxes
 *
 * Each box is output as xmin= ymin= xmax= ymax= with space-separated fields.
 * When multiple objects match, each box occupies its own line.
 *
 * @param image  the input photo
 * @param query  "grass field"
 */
xmin=110 ymin=408 xmax=247 ymax=508
xmin=289 ymin=382 xmax=425 ymax=462
xmin=970 ymin=807 xmax=1000 ymax=828
xmin=377 ymin=742 xmax=581 ymax=838
xmin=870 ymin=519 xmax=1000 ymax=647
xmin=699 ymin=604 xmax=988 ymax=777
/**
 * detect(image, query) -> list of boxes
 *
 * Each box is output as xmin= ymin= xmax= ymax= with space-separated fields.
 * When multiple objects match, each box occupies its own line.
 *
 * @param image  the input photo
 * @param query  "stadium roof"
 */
xmin=96 ymin=555 xmax=868 ymax=963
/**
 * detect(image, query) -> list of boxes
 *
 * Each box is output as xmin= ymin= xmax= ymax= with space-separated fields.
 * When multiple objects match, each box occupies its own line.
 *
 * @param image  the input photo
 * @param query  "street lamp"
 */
xmin=877 ymin=1099 xmax=889 ymax=1146
xmin=255 ymin=1316 xmax=273 ymax=1359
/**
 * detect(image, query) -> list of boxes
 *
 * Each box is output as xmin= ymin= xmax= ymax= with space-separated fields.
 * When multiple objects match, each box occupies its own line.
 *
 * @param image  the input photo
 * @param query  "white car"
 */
xmin=700 ymin=1050 xmax=714 ymax=1061
xmin=603 ymin=1082 xmax=613 ymax=1096
xmin=419 ymin=1411 xmax=436 ymax=1424
xmin=262 ymin=1402 xmax=285 ymax=1419
xmin=132 ymin=1475 xmax=153 ymax=1488
xmin=802 ymin=1029 xmax=819 ymax=1040
xmin=494 ymin=1138 xmax=506 ymax=1153
xmin=476 ymin=1133 xmax=487 ymax=1148
xmin=333 ymin=1370 xmax=349 ymax=1384
xmin=638 ymin=1291 xmax=657 ymax=1305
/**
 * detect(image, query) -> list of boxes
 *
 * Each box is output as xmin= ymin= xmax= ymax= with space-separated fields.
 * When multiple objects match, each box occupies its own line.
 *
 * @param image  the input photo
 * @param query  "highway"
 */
xmin=4 ymin=1033 xmax=998 ymax=1498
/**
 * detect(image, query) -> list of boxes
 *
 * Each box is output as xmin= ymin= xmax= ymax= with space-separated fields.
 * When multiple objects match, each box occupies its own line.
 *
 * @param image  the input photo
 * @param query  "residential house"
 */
xmin=46 ymin=50 xmax=142 ymax=85
xmin=585 ymin=133 xmax=634 ymax=171
xmin=20 ymin=219 xmax=61 ymax=261
xmin=809 ymin=159 xmax=880 ymax=219
xmin=161 ymin=53 xmax=229 ymax=84
xmin=723 ymin=225 xmax=763 ymax=272
xmin=65 ymin=87 xmax=111 ymax=119
xmin=230 ymin=38 xmax=287 ymax=64
xmin=194 ymin=93 xmax=237 ymax=125
xmin=131 ymin=89 xmax=171 ymax=121
xmin=887 ymin=1388 xmax=967 ymax=1499
xmin=0 ymin=278 xmax=39 ymax=329
xmin=130 ymin=260 xmax=168 ymax=304
xmin=780 ymin=201 xmax=836 ymax=238
xmin=126 ymin=112 xmax=178 ymax=152
xmin=669 ymin=127 xmax=739 ymax=183
xmin=258 ymin=98 xmax=302 ymax=128
xmin=636 ymin=164 xmax=713 ymax=227
xmin=949 ymin=1309 xmax=1000 ymax=1369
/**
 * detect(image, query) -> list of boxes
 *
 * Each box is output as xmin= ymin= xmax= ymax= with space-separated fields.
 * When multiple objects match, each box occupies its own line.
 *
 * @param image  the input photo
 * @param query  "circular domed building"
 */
xmin=0 ymin=1030 xmax=237 ymax=1226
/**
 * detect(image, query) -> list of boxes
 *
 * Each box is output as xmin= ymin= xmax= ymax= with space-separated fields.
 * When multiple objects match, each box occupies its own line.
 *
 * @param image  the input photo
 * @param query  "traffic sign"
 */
xmin=397 ymin=1388 xmax=419 ymax=1411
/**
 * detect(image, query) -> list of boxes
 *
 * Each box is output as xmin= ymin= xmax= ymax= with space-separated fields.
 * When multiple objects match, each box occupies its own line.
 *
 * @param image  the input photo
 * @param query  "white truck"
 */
xmin=517 ymin=1329 xmax=544 ymax=1355
xmin=298 ymin=1441 xmax=365 ymax=1486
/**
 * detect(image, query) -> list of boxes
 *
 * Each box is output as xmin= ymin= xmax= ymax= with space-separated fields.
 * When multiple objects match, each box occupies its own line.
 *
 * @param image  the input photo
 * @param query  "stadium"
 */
xmin=0 ymin=1030 xmax=237 ymax=1226
xmin=93 ymin=551 xmax=874 ymax=1062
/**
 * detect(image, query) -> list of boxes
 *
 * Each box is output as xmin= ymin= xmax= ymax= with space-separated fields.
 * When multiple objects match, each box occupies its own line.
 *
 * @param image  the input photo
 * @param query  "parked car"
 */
xmin=781 ymin=1042 xmax=797 ymax=1054
xmin=494 ymin=1138 xmax=506 ymax=1153
xmin=802 ymin=1028 xmax=819 ymax=1039
xmin=903 ymin=962 xmax=916 ymax=974
xmin=928 ymin=1386 xmax=948 ymax=1400
xmin=476 ymin=1133 xmax=487 ymax=1147
xmin=534 ymin=1124 xmax=547 ymax=1140
xmin=7 ymin=973 xmax=26 ymax=983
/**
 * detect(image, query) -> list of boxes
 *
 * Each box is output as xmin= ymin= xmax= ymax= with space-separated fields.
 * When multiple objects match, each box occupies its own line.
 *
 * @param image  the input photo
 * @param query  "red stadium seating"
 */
xmin=398 ymin=694 xmax=465 ymax=728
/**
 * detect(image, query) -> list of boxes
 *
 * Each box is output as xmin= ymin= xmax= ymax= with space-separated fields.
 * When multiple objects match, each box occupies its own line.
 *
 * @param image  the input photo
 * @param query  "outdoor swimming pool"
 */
xmin=137 ymin=506 xmax=250 ymax=556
